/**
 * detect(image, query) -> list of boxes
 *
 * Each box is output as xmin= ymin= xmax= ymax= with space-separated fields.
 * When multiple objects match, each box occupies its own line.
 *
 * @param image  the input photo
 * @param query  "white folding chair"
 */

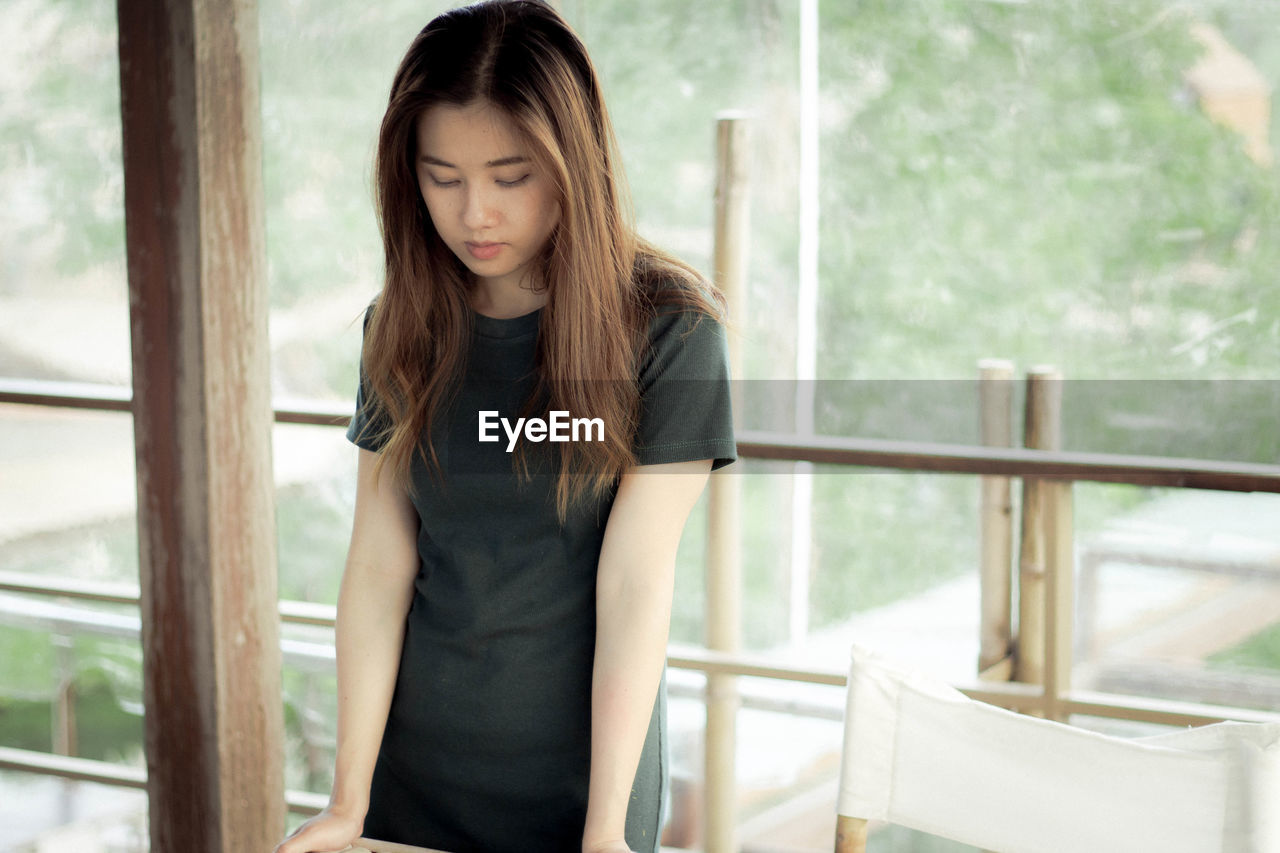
xmin=835 ymin=645 xmax=1280 ymax=853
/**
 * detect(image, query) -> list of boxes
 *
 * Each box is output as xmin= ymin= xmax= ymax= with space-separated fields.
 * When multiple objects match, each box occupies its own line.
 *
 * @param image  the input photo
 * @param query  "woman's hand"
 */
xmin=272 ymin=806 xmax=363 ymax=853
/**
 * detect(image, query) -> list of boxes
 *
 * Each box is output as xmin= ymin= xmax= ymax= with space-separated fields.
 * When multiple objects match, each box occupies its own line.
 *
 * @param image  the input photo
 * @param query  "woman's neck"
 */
xmin=468 ymin=280 xmax=548 ymax=319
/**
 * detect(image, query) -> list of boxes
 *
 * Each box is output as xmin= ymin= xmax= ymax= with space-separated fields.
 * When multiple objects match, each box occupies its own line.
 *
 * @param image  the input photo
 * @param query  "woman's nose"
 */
xmin=462 ymin=186 xmax=499 ymax=230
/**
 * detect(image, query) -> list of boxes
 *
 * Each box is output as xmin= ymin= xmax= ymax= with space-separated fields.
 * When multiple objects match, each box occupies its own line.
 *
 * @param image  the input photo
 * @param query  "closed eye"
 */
xmin=428 ymin=175 xmax=459 ymax=188
xmin=497 ymin=174 xmax=531 ymax=188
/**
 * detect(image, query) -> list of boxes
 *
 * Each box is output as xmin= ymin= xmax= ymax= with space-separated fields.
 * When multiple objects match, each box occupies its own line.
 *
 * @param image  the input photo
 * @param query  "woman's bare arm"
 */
xmin=581 ymin=458 xmax=713 ymax=853
xmin=275 ymin=448 xmax=419 ymax=853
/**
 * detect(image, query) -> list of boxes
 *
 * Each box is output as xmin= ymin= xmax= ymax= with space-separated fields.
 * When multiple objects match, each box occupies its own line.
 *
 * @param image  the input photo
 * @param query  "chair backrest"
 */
xmin=836 ymin=645 xmax=1280 ymax=853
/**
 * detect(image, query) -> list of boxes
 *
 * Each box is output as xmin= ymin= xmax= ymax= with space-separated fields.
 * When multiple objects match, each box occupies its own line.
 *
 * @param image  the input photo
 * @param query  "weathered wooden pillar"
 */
xmin=117 ymin=1 xmax=284 ymax=850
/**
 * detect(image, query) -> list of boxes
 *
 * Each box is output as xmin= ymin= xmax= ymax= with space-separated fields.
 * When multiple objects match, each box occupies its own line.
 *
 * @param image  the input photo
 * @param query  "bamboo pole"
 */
xmin=1042 ymin=477 xmax=1075 ymax=722
xmin=978 ymin=359 xmax=1015 ymax=680
xmin=1014 ymin=368 xmax=1063 ymax=692
xmin=705 ymin=112 xmax=749 ymax=853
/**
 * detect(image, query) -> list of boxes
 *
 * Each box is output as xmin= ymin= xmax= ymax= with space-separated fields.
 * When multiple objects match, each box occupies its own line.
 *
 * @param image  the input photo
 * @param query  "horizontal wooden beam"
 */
xmin=0 ymin=571 xmax=340 ymax=628
xmin=737 ymin=430 xmax=1280 ymax=492
xmin=0 ymin=746 xmax=328 ymax=815
xmin=668 ymin=643 xmax=846 ymax=686
xmin=0 ymin=378 xmax=132 ymax=413
xmin=0 ymin=570 xmax=141 ymax=607
xmin=0 ymin=745 xmax=146 ymax=789
xmin=1063 ymin=688 xmax=1280 ymax=728
xmin=0 ymin=379 xmax=350 ymax=427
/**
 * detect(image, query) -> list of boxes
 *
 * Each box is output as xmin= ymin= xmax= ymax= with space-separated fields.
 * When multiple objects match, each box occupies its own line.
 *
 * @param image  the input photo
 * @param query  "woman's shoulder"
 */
xmin=632 ymin=252 xmax=730 ymax=382
xmin=633 ymin=249 xmax=727 ymax=330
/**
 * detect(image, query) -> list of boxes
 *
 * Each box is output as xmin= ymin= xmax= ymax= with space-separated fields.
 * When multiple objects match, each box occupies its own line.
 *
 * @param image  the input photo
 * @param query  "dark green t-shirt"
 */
xmin=347 ymin=300 xmax=735 ymax=853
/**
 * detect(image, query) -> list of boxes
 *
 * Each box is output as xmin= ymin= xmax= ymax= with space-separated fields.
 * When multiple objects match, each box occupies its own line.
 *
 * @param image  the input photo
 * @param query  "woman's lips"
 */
xmin=466 ymin=242 xmax=503 ymax=261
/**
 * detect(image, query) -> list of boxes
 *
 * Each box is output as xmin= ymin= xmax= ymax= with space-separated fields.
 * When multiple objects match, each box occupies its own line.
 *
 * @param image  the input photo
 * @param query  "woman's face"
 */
xmin=416 ymin=101 xmax=562 ymax=302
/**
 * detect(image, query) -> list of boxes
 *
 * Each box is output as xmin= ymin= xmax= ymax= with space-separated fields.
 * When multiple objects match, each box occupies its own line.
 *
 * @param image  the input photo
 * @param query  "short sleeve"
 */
xmin=346 ymin=306 xmax=391 ymax=453
xmin=633 ymin=307 xmax=737 ymax=470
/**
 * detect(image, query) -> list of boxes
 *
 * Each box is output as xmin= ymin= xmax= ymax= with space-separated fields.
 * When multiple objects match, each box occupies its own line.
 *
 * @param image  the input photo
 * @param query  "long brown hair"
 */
xmin=362 ymin=0 xmax=725 ymax=519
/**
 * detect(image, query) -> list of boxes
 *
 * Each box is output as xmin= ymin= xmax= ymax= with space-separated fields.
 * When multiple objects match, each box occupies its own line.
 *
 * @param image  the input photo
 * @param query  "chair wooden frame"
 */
xmin=834 ymin=814 xmax=869 ymax=853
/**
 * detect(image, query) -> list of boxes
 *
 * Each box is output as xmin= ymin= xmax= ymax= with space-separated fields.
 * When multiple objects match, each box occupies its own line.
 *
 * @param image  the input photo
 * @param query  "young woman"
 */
xmin=275 ymin=2 xmax=735 ymax=851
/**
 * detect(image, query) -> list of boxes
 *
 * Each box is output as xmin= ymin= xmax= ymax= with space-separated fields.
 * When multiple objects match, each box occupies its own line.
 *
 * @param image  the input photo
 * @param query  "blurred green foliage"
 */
xmin=1211 ymin=620 xmax=1280 ymax=671
xmin=0 ymin=625 xmax=142 ymax=762
xmin=0 ymin=0 xmax=124 ymax=297
xmin=818 ymin=0 xmax=1279 ymax=380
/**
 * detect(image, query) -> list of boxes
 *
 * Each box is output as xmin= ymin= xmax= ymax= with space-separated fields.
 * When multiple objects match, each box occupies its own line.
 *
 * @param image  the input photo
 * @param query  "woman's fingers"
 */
xmin=272 ymin=809 xmax=363 ymax=853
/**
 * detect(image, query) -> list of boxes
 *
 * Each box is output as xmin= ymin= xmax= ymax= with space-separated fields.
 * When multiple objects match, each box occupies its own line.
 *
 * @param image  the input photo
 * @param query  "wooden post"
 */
xmin=1013 ymin=368 xmax=1063 ymax=694
xmin=117 ymin=1 xmax=284 ymax=850
xmin=705 ymin=113 xmax=749 ymax=853
xmin=977 ymin=359 xmax=1015 ymax=680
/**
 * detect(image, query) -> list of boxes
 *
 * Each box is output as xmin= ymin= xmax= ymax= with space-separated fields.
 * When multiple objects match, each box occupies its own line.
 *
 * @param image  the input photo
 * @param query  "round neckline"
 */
xmin=470 ymin=306 xmax=543 ymax=340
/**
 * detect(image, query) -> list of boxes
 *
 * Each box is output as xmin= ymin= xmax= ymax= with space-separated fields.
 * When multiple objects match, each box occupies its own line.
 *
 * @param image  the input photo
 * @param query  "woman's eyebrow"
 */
xmin=420 ymin=155 xmax=530 ymax=168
